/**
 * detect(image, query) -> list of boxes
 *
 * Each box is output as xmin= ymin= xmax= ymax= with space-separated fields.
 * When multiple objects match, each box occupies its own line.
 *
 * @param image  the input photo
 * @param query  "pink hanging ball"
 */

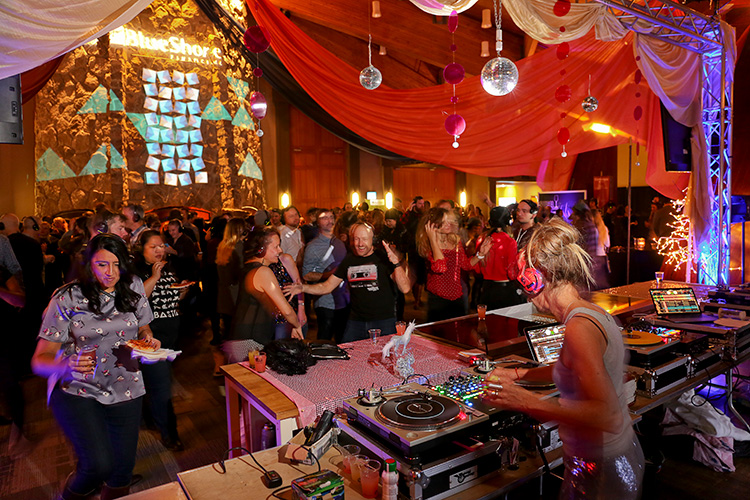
xmin=250 ymin=91 xmax=268 ymax=120
xmin=448 ymin=10 xmax=458 ymax=33
xmin=244 ymin=26 xmax=271 ymax=53
xmin=555 ymin=85 xmax=572 ymax=103
xmin=443 ymin=63 xmax=465 ymax=85
xmin=633 ymin=105 xmax=643 ymax=121
xmin=556 ymin=42 xmax=570 ymax=60
xmin=445 ymin=114 xmax=466 ymax=136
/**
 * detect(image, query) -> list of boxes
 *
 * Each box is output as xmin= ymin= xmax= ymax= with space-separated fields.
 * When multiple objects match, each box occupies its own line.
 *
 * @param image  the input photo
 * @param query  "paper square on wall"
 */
xmin=142 ymin=68 xmax=157 ymax=83
xmin=157 ymin=70 xmax=171 ymax=83
xmin=187 ymin=101 xmax=200 ymax=114
xmin=172 ymin=71 xmax=185 ymax=85
xmin=159 ymin=116 xmax=174 ymax=128
xmin=160 ymin=129 xmax=175 ymax=143
xmin=172 ymin=87 xmax=186 ymax=100
xmin=144 ymin=97 xmax=158 ymax=112
xmin=145 ymin=171 xmax=160 ymax=184
xmin=144 ymin=84 xmax=158 ymax=97
xmin=186 ymin=73 xmax=199 ymax=85
xmin=145 ymin=113 xmax=159 ymax=126
xmin=146 ymin=156 xmax=160 ymax=171
xmin=177 ymin=159 xmax=191 ymax=172
xmin=175 ymin=130 xmax=189 ymax=143
xmin=158 ymin=86 xmax=173 ymax=99
xmin=186 ymin=88 xmax=199 ymax=101
xmin=158 ymin=100 xmax=173 ymax=113
xmin=176 ymin=145 xmax=189 ymax=157
xmin=146 ymin=143 xmax=161 ymax=155
xmin=189 ymin=130 xmax=202 ymax=143
xmin=173 ymin=116 xmax=188 ymax=129
xmin=191 ymin=158 xmax=206 ymax=171
xmin=188 ymin=115 xmax=201 ymax=128
xmin=174 ymin=102 xmax=187 ymax=114
xmin=195 ymin=171 xmax=208 ymax=184
xmin=189 ymin=144 xmax=203 ymax=157
xmin=179 ymin=173 xmax=192 ymax=186
xmin=164 ymin=173 xmax=178 ymax=186
xmin=145 ymin=127 xmax=160 ymax=142
xmin=161 ymin=158 xmax=176 ymax=172
xmin=162 ymin=144 xmax=175 ymax=157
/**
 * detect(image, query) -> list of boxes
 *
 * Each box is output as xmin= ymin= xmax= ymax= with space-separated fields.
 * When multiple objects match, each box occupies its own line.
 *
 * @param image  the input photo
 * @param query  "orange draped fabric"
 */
xmin=247 ymin=0 xmax=661 ymax=181
xmin=20 ymin=55 xmax=65 ymax=102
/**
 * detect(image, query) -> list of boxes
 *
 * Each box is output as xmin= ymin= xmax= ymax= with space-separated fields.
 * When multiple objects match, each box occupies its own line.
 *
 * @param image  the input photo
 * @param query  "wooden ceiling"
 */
xmin=264 ymin=0 xmax=750 ymax=89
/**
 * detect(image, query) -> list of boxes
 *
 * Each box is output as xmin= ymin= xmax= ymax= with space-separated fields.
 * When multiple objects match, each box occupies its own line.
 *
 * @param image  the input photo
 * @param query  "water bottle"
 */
xmin=381 ymin=458 xmax=398 ymax=500
xmin=260 ymin=421 xmax=276 ymax=450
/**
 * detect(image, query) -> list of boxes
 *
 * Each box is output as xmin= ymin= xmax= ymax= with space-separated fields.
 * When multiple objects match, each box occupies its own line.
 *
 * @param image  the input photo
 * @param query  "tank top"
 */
xmin=228 ymin=262 xmax=275 ymax=345
xmin=552 ymin=304 xmax=635 ymax=458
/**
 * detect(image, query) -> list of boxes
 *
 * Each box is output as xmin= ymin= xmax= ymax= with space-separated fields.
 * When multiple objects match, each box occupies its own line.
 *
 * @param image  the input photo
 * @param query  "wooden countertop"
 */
xmin=220 ymin=363 xmax=299 ymax=421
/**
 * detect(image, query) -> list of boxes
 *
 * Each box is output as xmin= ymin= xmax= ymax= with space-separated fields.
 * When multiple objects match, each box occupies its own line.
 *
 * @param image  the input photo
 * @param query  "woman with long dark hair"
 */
xmin=32 ymin=234 xmax=159 ymax=500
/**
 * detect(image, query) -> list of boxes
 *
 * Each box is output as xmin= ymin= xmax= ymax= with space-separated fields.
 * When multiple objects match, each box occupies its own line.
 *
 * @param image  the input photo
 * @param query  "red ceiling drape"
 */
xmin=247 ymin=0 xmax=661 ymax=182
xmin=20 ymin=55 xmax=65 ymax=102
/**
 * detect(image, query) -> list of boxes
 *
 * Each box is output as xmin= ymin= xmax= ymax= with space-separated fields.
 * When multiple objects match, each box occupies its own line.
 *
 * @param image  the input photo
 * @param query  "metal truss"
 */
xmin=594 ymin=0 xmax=732 ymax=285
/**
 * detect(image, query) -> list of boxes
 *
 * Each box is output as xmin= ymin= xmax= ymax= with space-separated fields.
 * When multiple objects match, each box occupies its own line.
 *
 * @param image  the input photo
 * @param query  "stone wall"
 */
xmin=34 ymin=0 xmax=265 ymax=216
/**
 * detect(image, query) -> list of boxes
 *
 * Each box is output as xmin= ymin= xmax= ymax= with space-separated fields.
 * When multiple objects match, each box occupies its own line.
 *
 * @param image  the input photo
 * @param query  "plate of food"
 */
xmin=169 ymin=281 xmax=195 ymax=290
xmin=126 ymin=339 xmax=181 ymax=362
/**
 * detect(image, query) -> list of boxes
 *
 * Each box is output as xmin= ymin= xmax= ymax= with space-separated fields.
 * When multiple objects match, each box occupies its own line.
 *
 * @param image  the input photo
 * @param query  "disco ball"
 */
xmin=480 ymin=57 xmax=518 ymax=96
xmin=359 ymin=65 xmax=382 ymax=90
xmin=582 ymin=95 xmax=599 ymax=113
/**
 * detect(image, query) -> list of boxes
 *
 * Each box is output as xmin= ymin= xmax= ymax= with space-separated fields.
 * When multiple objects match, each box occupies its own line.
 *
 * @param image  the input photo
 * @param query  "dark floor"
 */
xmin=1 ymin=291 xmax=750 ymax=499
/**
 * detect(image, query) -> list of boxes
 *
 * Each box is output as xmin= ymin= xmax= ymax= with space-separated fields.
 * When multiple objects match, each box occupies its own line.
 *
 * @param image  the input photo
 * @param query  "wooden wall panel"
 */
xmin=392 ymin=167 xmax=457 ymax=206
xmin=289 ymin=107 xmax=347 ymax=211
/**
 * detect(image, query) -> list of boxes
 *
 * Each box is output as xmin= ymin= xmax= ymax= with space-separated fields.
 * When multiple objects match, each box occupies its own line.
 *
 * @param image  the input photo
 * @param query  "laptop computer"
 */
xmin=649 ymin=287 xmax=718 ymax=323
xmin=524 ymin=323 xmax=566 ymax=365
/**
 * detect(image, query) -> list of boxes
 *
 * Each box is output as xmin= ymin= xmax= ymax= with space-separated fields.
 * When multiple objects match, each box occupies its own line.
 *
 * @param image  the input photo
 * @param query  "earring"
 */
xmin=261 ymin=257 xmax=266 ymax=266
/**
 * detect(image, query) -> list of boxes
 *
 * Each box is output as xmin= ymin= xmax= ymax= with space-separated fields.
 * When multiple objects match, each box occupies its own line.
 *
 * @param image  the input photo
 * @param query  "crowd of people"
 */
xmin=0 ymin=194 xmax=661 ymax=499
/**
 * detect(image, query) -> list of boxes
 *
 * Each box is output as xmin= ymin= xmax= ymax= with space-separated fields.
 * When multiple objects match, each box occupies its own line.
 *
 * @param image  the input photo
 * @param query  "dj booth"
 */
xmin=170 ymin=280 xmax=750 ymax=500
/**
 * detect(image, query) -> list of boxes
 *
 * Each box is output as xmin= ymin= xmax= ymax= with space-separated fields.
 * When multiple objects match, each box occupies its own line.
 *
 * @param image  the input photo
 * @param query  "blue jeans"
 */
xmin=342 ymin=317 xmax=396 ymax=343
xmin=50 ymin=388 xmax=143 ymax=493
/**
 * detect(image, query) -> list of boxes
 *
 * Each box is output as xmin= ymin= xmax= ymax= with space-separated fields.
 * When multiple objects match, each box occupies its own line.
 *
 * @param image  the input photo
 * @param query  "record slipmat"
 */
xmin=622 ymin=330 xmax=663 ymax=346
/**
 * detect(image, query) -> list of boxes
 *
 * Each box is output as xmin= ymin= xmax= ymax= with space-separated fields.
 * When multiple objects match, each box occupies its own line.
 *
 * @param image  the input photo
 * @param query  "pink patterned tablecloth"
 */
xmin=239 ymin=335 xmax=470 ymax=427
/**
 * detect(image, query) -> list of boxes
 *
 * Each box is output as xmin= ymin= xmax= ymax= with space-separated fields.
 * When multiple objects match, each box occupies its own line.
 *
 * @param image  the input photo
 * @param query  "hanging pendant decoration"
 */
xmin=480 ymin=0 xmax=518 ymax=97
xmin=244 ymin=25 xmax=271 ymax=139
xmin=582 ymin=75 xmax=598 ymax=112
xmin=360 ymin=34 xmax=383 ymax=90
xmin=553 ymin=6 xmax=569 ymax=157
xmin=444 ymin=10 xmax=466 ymax=148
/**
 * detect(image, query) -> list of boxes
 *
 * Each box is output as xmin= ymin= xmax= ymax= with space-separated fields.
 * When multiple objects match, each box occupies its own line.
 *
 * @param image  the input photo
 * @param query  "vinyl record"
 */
xmin=622 ymin=330 xmax=663 ymax=346
xmin=514 ymin=379 xmax=556 ymax=390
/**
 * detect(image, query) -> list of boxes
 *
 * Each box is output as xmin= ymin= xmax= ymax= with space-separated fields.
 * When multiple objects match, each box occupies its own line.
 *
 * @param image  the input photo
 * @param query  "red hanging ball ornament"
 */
xmin=253 ymin=67 xmax=263 ymax=78
xmin=633 ymin=105 xmax=643 ymax=121
xmin=443 ymin=63 xmax=465 ymax=85
xmin=560 ymin=69 xmax=566 ymax=76
xmin=556 ymin=42 xmax=570 ymax=60
xmin=554 ymin=0 xmax=571 ymax=17
xmin=560 ymin=26 xmax=566 ymax=32
xmin=555 ymin=85 xmax=572 ymax=103
xmin=244 ymin=26 xmax=271 ymax=53
xmin=445 ymin=113 xmax=466 ymax=136
xmin=557 ymin=127 xmax=570 ymax=145
xmin=448 ymin=10 xmax=459 ymax=33
xmin=634 ymin=69 xmax=643 ymax=84
xmin=560 ymin=112 xmax=567 ymax=119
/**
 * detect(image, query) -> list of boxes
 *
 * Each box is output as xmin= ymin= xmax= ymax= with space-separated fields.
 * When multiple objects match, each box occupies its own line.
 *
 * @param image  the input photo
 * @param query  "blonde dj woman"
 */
xmin=484 ymin=218 xmax=644 ymax=499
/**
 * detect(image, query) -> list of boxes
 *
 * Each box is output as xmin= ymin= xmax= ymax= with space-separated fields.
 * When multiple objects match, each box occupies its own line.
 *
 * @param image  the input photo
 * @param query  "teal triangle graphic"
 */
xmin=231 ymin=105 xmax=255 ymax=129
xmin=109 ymin=90 xmax=124 ymax=112
xmin=126 ymin=113 xmax=148 ymax=140
xmin=36 ymin=149 xmax=76 ymax=181
xmin=110 ymin=145 xmax=126 ymax=169
xmin=238 ymin=152 xmax=262 ymax=180
xmin=202 ymin=97 xmax=230 ymax=120
xmin=78 ymin=85 xmax=109 ymax=114
xmin=79 ymin=144 xmax=109 ymax=176
xmin=226 ymin=76 xmax=250 ymax=101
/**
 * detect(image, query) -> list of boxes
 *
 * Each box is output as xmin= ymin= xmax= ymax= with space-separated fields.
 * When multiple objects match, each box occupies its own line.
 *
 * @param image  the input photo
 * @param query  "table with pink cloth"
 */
xmin=239 ymin=334 xmax=470 ymax=427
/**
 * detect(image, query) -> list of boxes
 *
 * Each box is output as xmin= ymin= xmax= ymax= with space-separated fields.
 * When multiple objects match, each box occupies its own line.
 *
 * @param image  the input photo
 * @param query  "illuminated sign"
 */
xmin=109 ymin=26 xmax=223 ymax=66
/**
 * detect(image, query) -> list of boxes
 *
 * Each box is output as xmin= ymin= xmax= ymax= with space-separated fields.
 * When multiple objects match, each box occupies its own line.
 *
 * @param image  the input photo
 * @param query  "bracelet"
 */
xmin=476 ymin=254 xmax=486 ymax=260
xmin=393 ymin=260 xmax=403 ymax=268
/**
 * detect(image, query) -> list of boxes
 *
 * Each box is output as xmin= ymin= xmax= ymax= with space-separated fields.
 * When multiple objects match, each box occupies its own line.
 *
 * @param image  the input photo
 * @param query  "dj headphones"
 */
xmin=23 ymin=216 xmax=40 ymax=232
xmin=170 ymin=219 xmax=184 ymax=233
xmin=511 ymin=253 xmax=545 ymax=296
xmin=131 ymin=204 xmax=143 ymax=223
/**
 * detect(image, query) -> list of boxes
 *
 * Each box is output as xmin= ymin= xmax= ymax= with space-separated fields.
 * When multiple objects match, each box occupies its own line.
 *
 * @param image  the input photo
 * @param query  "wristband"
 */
xmin=393 ymin=260 xmax=403 ymax=268
xmin=477 ymin=254 xmax=486 ymax=260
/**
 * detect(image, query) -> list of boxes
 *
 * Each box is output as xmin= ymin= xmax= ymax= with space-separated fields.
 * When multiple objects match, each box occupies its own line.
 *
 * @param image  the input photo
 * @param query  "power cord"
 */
xmin=218 ymin=446 xmax=282 ymax=488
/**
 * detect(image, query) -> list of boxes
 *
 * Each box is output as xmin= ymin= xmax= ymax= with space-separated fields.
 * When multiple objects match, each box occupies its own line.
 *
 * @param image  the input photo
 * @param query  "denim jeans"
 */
xmin=141 ymin=317 xmax=179 ymax=441
xmin=50 ymin=388 xmax=143 ymax=493
xmin=342 ymin=317 xmax=396 ymax=343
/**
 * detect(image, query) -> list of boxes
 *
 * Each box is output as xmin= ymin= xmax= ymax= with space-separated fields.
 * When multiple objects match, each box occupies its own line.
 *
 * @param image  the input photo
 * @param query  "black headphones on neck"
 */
xmin=23 ymin=216 xmax=40 ymax=232
xmin=131 ymin=204 xmax=143 ymax=223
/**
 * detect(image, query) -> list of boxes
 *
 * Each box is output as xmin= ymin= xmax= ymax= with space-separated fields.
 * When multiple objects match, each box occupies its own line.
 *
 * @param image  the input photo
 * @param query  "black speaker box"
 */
xmin=0 ymin=75 xmax=23 ymax=145
xmin=660 ymin=101 xmax=691 ymax=172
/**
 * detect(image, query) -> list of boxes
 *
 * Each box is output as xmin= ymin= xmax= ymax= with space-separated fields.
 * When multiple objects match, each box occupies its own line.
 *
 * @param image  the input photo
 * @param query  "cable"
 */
xmin=403 ymin=373 xmax=430 ymax=385
xmin=299 ymin=444 xmax=322 ymax=473
xmin=271 ymin=485 xmax=292 ymax=500
xmin=218 ymin=446 xmax=270 ymax=474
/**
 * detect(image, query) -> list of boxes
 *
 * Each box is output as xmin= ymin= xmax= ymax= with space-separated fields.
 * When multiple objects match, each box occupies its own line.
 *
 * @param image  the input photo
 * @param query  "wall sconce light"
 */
xmin=351 ymin=191 xmax=360 ymax=208
xmin=379 ymin=45 xmax=387 ymax=56
xmin=385 ymin=191 xmax=393 ymax=209
xmin=280 ymin=192 xmax=291 ymax=208
xmin=372 ymin=1 xmax=381 ymax=18
xmin=459 ymin=191 xmax=467 ymax=208
xmin=480 ymin=41 xmax=490 ymax=58
xmin=481 ymin=9 xmax=492 ymax=29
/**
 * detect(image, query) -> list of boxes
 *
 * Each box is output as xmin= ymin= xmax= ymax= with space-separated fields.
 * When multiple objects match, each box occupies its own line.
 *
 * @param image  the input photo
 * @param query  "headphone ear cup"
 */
xmin=0 ymin=222 xmax=4 ymax=231
xmin=517 ymin=266 xmax=545 ymax=295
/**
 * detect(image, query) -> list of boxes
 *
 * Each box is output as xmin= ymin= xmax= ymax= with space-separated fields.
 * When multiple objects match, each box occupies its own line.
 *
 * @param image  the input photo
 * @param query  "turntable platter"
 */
xmin=376 ymin=394 xmax=461 ymax=430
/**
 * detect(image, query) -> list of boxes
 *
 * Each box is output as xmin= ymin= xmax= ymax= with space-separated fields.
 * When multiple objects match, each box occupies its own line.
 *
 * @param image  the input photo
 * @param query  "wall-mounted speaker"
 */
xmin=660 ymin=100 xmax=691 ymax=172
xmin=0 ymin=75 xmax=23 ymax=145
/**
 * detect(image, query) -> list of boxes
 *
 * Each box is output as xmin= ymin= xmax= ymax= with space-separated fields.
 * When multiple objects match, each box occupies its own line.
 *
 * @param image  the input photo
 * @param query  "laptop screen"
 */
xmin=650 ymin=288 xmax=701 ymax=315
xmin=525 ymin=324 xmax=566 ymax=364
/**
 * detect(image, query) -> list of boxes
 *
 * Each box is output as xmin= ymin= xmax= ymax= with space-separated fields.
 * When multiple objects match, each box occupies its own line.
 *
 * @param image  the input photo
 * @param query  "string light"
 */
xmin=654 ymin=197 xmax=694 ymax=270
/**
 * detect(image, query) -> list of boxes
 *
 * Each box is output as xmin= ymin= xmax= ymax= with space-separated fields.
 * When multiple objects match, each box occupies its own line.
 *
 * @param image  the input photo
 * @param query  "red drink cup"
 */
xmin=395 ymin=321 xmax=407 ymax=336
xmin=477 ymin=304 xmax=487 ymax=320
xmin=78 ymin=345 xmax=97 ymax=377
xmin=254 ymin=352 xmax=267 ymax=372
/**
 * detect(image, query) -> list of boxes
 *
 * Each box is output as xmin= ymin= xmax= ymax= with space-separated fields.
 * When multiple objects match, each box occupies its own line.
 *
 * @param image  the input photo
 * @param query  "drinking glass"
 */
xmin=368 ymin=329 xmax=381 ymax=345
xmin=341 ymin=444 xmax=361 ymax=474
xmin=655 ymin=271 xmax=664 ymax=288
xmin=254 ymin=352 xmax=267 ymax=372
xmin=351 ymin=454 xmax=368 ymax=482
xmin=395 ymin=321 xmax=407 ymax=336
xmin=360 ymin=460 xmax=381 ymax=498
xmin=477 ymin=304 xmax=487 ymax=320
xmin=78 ymin=345 xmax=97 ymax=378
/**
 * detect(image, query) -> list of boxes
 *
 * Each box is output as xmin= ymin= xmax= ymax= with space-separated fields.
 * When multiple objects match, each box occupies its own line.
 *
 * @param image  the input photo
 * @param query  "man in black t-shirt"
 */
xmin=286 ymin=223 xmax=410 ymax=342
